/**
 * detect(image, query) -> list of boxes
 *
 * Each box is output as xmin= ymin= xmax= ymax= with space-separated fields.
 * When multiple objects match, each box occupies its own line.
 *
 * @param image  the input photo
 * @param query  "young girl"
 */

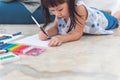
xmin=39 ymin=0 xmax=120 ymax=47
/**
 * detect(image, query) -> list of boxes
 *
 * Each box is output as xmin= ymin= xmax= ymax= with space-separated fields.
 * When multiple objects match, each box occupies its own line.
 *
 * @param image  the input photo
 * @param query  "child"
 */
xmin=39 ymin=0 xmax=120 ymax=47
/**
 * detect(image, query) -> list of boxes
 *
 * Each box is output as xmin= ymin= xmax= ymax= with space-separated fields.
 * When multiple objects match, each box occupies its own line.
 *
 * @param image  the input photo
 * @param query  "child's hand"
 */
xmin=39 ymin=31 xmax=49 ymax=41
xmin=48 ymin=37 xmax=62 ymax=47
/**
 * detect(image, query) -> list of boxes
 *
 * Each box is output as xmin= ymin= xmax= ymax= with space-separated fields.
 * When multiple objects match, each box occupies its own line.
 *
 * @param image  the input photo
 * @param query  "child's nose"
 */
xmin=56 ymin=12 xmax=62 ymax=17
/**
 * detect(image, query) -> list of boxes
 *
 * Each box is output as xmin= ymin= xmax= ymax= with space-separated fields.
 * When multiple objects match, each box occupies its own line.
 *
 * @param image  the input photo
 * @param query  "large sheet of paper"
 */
xmin=15 ymin=34 xmax=49 ymax=47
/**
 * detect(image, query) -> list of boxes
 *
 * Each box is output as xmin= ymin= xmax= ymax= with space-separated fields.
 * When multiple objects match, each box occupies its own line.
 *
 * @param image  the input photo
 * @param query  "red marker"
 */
xmin=0 ymin=50 xmax=7 ymax=54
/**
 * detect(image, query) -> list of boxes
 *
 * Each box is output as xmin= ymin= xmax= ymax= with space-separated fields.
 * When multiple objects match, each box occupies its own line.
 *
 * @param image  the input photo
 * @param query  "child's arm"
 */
xmin=59 ymin=24 xmax=84 ymax=43
xmin=46 ymin=20 xmax=58 ymax=37
xmin=59 ymin=5 xmax=87 ymax=42
xmin=48 ymin=5 xmax=87 ymax=46
xmin=39 ymin=20 xmax=58 ymax=40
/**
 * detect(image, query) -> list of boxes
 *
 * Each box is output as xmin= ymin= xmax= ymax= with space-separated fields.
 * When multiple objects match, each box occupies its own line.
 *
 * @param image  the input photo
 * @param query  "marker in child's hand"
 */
xmin=12 ymin=32 xmax=22 ymax=36
xmin=31 ymin=16 xmax=51 ymax=39
xmin=47 ymin=37 xmax=51 ymax=39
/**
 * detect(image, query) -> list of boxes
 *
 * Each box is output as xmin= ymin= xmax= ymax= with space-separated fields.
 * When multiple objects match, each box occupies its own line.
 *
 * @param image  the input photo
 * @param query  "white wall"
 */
xmin=83 ymin=0 xmax=120 ymax=14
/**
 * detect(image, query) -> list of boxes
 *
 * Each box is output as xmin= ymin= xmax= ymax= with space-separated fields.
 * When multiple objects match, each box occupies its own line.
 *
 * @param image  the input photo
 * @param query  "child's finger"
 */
xmin=52 ymin=40 xmax=59 ymax=46
xmin=39 ymin=31 xmax=48 ymax=40
xmin=48 ymin=40 xmax=54 ymax=46
xmin=41 ymin=35 xmax=48 ymax=40
xmin=48 ymin=38 xmax=62 ymax=47
xmin=57 ymin=42 xmax=62 ymax=46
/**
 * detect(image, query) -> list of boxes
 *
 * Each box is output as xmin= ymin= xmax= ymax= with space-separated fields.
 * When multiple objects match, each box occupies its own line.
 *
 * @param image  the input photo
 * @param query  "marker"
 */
xmin=0 ymin=50 xmax=7 ymax=54
xmin=0 ymin=42 xmax=4 ymax=44
xmin=12 ymin=32 xmax=22 ymax=36
xmin=31 ymin=16 xmax=49 ymax=37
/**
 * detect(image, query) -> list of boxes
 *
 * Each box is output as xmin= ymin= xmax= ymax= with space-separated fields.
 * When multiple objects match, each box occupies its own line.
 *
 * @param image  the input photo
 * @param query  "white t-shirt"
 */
xmin=56 ymin=0 xmax=113 ymax=35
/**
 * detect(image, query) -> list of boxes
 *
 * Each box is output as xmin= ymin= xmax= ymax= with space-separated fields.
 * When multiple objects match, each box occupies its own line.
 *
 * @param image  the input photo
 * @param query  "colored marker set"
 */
xmin=0 ymin=35 xmax=12 ymax=41
xmin=0 ymin=43 xmax=46 ymax=56
xmin=0 ymin=32 xmax=22 ymax=45
xmin=0 ymin=52 xmax=20 ymax=64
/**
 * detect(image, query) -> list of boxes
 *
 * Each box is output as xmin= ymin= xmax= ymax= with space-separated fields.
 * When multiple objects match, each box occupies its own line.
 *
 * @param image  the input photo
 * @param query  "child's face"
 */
xmin=49 ymin=2 xmax=69 ymax=19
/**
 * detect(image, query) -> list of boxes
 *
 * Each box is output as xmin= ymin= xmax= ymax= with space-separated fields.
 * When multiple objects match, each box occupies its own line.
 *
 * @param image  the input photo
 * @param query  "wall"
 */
xmin=83 ymin=0 xmax=120 ymax=14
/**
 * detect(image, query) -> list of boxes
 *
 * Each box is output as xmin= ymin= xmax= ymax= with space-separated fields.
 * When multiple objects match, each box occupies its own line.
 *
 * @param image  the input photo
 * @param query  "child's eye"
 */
xmin=50 ymin=10 xmax=54 ymax=12
xmin=58 ymin=9 xmax=63 ymax=11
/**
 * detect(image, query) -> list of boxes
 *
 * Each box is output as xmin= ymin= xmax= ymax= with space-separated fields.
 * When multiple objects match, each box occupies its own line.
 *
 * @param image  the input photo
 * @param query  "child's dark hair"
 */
xmin=41 ymin=0 xmax=82 ymax=33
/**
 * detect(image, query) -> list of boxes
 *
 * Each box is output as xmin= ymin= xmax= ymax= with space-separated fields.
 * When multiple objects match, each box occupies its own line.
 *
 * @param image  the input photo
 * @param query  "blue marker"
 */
xmin=0 ymin=42 xmax=4 ymax=46
xmin=0 ymin=42 xmax=4 ymax=45
xmin=12 ymin=32 xmax=22 ymax=36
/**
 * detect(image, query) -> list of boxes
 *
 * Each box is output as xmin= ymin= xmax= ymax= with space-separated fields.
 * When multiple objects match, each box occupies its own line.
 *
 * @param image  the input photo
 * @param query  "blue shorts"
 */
xmin=100 ymin=10 xmax=119 ymax=30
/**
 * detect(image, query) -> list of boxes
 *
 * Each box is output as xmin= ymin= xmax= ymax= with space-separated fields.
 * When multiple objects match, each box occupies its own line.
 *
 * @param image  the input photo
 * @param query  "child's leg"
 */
xmin=104 ymin=9 xmax=111 ymax=15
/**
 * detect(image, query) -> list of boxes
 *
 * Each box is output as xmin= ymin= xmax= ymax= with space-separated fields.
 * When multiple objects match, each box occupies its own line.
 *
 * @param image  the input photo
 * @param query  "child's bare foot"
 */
xmin=113 ymin=11 xmax=120 ymax=21
xmin=105 ymin=9 xmax=111 ymax=14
